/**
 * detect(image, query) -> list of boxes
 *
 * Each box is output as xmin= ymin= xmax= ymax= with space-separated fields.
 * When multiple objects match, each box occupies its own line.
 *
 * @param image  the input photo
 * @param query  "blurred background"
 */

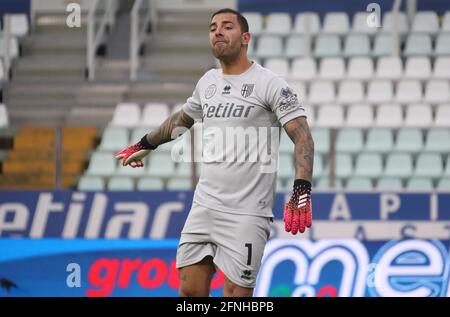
xmin=0 ymin=0 xmax=449 ymax=297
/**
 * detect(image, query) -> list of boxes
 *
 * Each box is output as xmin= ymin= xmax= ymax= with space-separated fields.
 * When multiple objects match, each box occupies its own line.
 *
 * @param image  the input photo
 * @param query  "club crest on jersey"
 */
xmin=241 ymin=84 xmax=254 ymax=98
xmin=205 ymin=84 xmax=217 ymax=99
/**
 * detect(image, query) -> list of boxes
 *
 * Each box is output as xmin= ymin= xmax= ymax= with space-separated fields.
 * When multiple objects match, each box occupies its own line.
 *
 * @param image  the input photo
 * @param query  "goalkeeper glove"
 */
xmin=284 ymin=179 xmax=312 ymax=234
xmin=114 ymin=135 xmax=156 ymax=168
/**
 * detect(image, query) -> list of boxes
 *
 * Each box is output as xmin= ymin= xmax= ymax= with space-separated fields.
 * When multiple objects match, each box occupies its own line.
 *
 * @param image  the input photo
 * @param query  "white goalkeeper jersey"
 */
xmin=182 ymin=62 xmax=306 ymax=217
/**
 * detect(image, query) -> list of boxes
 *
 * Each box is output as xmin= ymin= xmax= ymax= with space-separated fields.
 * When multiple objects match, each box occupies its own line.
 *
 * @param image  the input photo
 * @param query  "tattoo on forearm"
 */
xmin=147 ymin=110 xmax=194 ymax=147
xmin=180 ymin=274 xmax=187 ymax=282
xmin=284 ymin=117 xmax=314 ymax=182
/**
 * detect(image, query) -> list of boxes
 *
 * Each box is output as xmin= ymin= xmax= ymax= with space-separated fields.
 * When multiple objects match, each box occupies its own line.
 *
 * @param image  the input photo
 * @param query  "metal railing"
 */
xmin=86 ymin=0 xmax=118 ymax=81
xmin=130 ymin=0 xmax=157 ymax=81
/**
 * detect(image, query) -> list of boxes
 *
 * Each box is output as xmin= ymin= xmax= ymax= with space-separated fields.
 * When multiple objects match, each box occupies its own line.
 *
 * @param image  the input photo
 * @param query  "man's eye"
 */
xmin=210 ymin=28 xmax=216 ymax=32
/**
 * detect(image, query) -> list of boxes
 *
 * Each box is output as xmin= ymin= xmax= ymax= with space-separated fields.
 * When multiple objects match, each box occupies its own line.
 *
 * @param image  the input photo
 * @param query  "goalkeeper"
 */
xmin=115 ymin=8 xmax=314 ymax=297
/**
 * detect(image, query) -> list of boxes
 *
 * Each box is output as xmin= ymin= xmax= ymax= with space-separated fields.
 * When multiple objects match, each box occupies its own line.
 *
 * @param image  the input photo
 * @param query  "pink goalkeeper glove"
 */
xmin=284 ymin=179 xmax=312 ymax=234
xmin=114 ymin=135 xmax=156 ymax=168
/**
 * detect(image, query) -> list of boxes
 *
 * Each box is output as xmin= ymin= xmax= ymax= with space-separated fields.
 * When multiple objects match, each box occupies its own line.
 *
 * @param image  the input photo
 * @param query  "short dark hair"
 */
xmin=211 ymin=8 xmax=249 ymax=33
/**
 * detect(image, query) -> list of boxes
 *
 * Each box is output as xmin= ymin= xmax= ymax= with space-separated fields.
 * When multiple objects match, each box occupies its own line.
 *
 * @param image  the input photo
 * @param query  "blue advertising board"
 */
xmin=0 ymin=238 xmax=449 ymax=297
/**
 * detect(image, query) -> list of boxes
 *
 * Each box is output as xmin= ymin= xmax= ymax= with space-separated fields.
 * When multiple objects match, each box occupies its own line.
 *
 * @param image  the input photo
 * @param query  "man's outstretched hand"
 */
xmin=114 ymin=135 xmax=155 ymax=168
xmin=284 ymin=179 xmax=312 ymax=234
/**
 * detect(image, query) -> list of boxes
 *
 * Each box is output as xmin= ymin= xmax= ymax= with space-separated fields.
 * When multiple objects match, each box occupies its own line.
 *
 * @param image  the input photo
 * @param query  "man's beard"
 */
xmin=212 ymin=45 xmax=240 ymax=63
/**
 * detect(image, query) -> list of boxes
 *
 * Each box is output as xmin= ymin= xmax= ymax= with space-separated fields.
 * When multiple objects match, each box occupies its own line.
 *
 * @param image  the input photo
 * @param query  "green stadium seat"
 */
xmin=108 ymin=177 xmax=135 ymax=191
xmin=377 ymin=177 xmax=403 ymax=191
xmin=384 ymin=153 xmax=413 ymax=177
xmin=354 ymin=153 xmax=383 ymax=177
xmin=137 ymin=177 xmax=164 ymax=191
xmin=424 ymin=129 xmax=450 ymax=153
xmin=395 ymin=128 xmax=423 ymax=153
xmin=86 ymin=151 xmax=117 ymax=176
xmin=147 ymin=152 xmax=175 ymax=177
xmin=336 ymin=128 xmax=364 ymax=153
xmin=346 ymin=177 xmax=373 ymax=190
xmin=406 ymin=177 xmax=434 ymax=190
xmin=166 ymin=178 xmax=192 ymax=190
xmin=98 ymin=127 xmax=129 ymax=152
xmin=365 ymin=128 xmax=394 ymax=153
xmin=78 ymin=176 xmax=105 ymax=191
xmin=414 ymin=153 xmax=443 ymax=178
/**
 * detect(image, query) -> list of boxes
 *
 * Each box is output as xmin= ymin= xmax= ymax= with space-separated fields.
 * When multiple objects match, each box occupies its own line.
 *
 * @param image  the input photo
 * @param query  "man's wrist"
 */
xmin=139 ymin=134 xmax=158 ymax=150
xmin=294 ymin=179 xmax=311 ymax=190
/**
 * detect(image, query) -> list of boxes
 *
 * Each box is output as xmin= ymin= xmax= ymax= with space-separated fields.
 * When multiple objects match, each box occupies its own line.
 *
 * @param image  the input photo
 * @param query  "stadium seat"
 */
xmin=98 ymin=127 xmax=129 ymax=151
xmin=395 ymin=80 xmax=422 ymax=104
xmin=367 ymin=80 xmax=394 ymax=103
xmin=0 ymin=37 xmax=19 ymax=59
xmin=316 ymin=104 xmax=344 ymax=127
xmin=365 ymin=128 xmax=394 ymax=153
xmin=141 ymin=103 xmax=170 ymax=127
xmin=404 ymin=57 xmax=432 ymax=80
xmin=308 ymin=81 xmax=335 ymax=104
xmin=404 ymin=34 xmax=433 ymax=57
xmin=242 ymin=12 xmax=263 ymax=35
xmin=424 ymin=129 xmax=450 ymax=153
xmin=424 ymin=80 xmax=450 ymax=103
xmin=0 ymin=59 xmax=4 ymax=81
xmin=293 ymin=12 xmax=320 ymax=35
xmin=147 ymin=152 xmax=175 ymax=177
xmin=166 ymin=178 xmax=192 ymax=190
xmin=414 ymin=153 xmax=443 ymax=178
xmin=381 ymin=11 xmax=409 ymax=35
xmin=343 ymin=34 xmax=371 ymax=57
xmin=137 ymin=177 xmax=164 ymax=190
xmin=395 ymin=128 xmax=423 ymax=153
xmin=346 ymin=177 xmax=373 ymax=190
xmin=435 ymin=34 xmax=450 ymax=56
xmin=445 ymin=155 xmax=450 ymax=177
xmin=311 ymin=128 xmax=329 ymax=154
xmin=319 ymin=58 xmax=345 ymax=81
xmin=346 ymin=104 xmax=374 ymax=127
xmin=384 ymin=153 xmax=413 ymax=177
xmin=354 ymin=153 xmax=383 ymax=177
xmin=0 ymin=104 xmax=9 ymax=129
xmin=313 ymin=154 xmax=324 ymax=178
xmin=78 ymin=176 xmax=105 ymax=191
xmin=336 ymin=128 xmax=364 ymax=153
xmin=377 ymin=177 xmax=403 ymax=191
xmin=437 ymin=178 xmax=450 ymax=190
xmin=335 ymin=153 xmax=353 ymax=178
xmin=86 ymin=152 xmax=117 ymax=176
xmin=406 ymin=178 xmax=434 ymax=190
xmin=288 ymin=81 xmax=306 ymax=101
xmin=315 ymin=177 xmax=343 ymax=190
xmin=433 ymin=57 xmax=450 ymax=79
xmin=347 ymin=57 xmax=374 ymax=81
xmin=352 ymin=11 xmax=378 ymax=35
xmin=375 ymin=56 xmax=403 ymax=80
xmin=174 ymin=162 xmax=193 ymax=177
xmin=9 ymin=14 xmax=29 ymax=37
xmin=264 ymin=13 xmax=292 ymax=35
xmin=323 ymin=12 xmax=350 ymax=35
xmin=110 ymin=103 xmax=141 ymax=127
xmin=285 ymin=35 xmax=307 ymax=58
xmin=404 ymin=104 xmax=433 ymax=127
xmin=337 ymin=80 xmax=364 ymax=104
xmin=290 ymin=58 xmax=316 ymax=81
xmin=314 ymin=35 xmax=341 ymax=58
xmin=434 ymin=104 xmax=450 ymax=127
xmin=131 ymin=127 xmax=151 ymax=144
xmin=376 ymin=104 xmax=403 ymax=127
xmin=255 ymin=35 xmax=283 ymax=58
xmin=373 ymin=34 xmax=397 ymax=57
xmin=108 ymin=177 xmax=135 ymax=191
xmin=411 ymin=11 xmax=440 ymax=35
xmin=264 ymin=58 xmax=289 ymax=77
xmin=442 ymin=12 xmax=450 ymax=32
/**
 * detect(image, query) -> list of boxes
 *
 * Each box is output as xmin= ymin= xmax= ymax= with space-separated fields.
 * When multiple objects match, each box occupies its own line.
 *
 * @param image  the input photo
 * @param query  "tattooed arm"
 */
xmin=146 ymin=109 xmax=195 ymax=147
xmin=283 ymin=116 xmax=314 ymax=182
xmin=115 ymin=109 xmax=195 ymax=167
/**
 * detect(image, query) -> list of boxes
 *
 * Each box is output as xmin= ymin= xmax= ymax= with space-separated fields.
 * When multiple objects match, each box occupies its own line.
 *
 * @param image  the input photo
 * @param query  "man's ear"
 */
xmin=242 ymin=32 xmax=251 ymax=45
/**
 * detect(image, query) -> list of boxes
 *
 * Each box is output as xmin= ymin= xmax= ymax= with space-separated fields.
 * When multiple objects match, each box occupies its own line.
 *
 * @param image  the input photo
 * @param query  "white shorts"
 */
xmin=176 ymin=201 xmax=272 ymax=288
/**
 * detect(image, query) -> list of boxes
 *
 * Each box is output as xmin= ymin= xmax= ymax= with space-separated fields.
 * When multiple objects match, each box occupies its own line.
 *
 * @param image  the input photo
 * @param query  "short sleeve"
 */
xmin=266 ymin=76 xmax=306 ymax=126
xmin=182 ymin=83 xmax=203 ymax=121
